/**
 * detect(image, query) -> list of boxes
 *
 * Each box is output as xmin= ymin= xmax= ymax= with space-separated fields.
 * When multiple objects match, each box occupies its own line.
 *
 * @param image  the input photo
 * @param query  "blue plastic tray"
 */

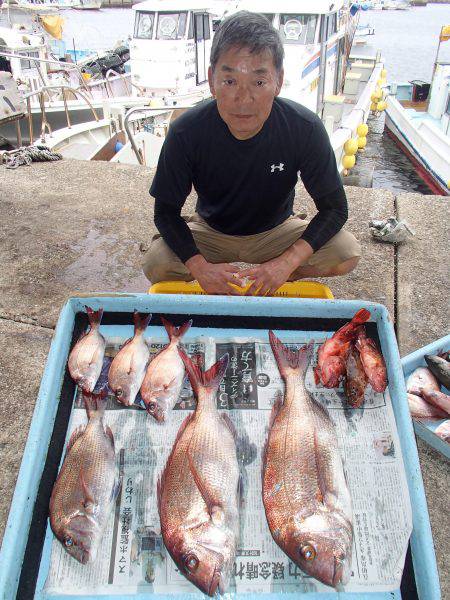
xmin=0 ymin=295 xmax=441 ymax=599
xmin=401 ymin=334 xmax=450 ymax=460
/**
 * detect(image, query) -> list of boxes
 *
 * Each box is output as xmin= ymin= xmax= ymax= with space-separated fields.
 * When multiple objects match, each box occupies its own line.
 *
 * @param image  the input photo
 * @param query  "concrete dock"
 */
xmin=0 ymin=160 xmax=448 ymax=597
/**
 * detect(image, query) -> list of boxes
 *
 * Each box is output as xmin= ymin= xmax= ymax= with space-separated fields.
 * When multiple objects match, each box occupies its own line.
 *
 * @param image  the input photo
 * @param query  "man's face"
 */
xmin=208 ymin=46 xmax=283 ymax=140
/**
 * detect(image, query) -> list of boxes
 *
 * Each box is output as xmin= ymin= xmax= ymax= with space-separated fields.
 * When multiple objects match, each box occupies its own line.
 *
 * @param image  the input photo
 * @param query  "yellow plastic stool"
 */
xmin=148 ymin=280 xmax=333 ymax=299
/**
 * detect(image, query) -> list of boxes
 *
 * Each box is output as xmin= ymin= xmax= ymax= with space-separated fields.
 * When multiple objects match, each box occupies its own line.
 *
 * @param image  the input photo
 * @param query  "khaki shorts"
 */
xmin=142 ymin=213 xmax=361 ymax=283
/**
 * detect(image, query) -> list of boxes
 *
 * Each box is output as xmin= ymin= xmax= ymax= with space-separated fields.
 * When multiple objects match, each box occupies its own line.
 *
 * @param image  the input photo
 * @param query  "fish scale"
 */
xmin=49 ymin=390 xmax=119 ymax=564
xmin=263 ymin=333 xmax=353 ymax=589
xmin=158 ymin=352 xmax=239 ymax=596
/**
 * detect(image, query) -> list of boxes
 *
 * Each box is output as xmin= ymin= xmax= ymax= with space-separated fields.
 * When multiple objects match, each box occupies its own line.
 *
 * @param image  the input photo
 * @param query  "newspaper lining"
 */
xmin=44 ymin=334 xmax=412 ymax=595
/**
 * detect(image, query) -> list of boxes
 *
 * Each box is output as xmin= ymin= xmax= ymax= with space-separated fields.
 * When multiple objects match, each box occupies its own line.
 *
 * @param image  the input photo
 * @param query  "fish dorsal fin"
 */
xmin=66 ymin=425 xmax=86 ymax=455
xmin=157 ymin=412 xmax=195 ymax=516
xmin=104 ymin=424 xmax=115 ymax=449
xmin=221 ymin=413 xmax=237 ymax=439
xmin=269 ymin=332 xmax=314 ymax=377
xmin=110 ymin=476 xmax=122 ymax=503
xmin=261 ymin=391 xmax=284 ymax=480
xmin=178 ymin=350 xmax=229 ymax=396
xmin=160 ymin=316 xmax=193 ymax=342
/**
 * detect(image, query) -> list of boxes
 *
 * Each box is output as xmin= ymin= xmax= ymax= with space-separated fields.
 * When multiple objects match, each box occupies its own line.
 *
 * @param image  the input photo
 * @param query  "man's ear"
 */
xmin=208 ymin=66 xmax=215 ymax=97
xmin=275 ymin=68 xmax=284 ymax=96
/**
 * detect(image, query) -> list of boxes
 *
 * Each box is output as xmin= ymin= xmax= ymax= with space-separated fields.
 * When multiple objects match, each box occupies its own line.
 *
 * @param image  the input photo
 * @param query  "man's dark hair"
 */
xmin=210 ymin=11 xmax=284 ymax=73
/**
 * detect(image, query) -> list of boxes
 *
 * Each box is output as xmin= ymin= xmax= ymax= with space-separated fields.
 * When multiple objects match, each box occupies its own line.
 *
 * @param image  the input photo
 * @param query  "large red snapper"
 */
xmin=68 ymin=306 xmax=105 ymax=392
xmin=108 ymin=311 xmax=151 ymax=406
xmin=314 ymin=309 xmax=370 ymax=388
xmin=49 ymin=389 xmax=120 ymax=564
xmin=157 ymin=352 xmax=240 ymax=596
xmin=141 ymin=317 xmax=192 ymax=421
xmin=263 ymin=333 xmax=353 ymax=588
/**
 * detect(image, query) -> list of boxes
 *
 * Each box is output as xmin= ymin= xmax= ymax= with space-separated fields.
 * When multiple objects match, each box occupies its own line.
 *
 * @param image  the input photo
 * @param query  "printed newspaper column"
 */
xmin=113 ymin=468 xmax=137 ymax=584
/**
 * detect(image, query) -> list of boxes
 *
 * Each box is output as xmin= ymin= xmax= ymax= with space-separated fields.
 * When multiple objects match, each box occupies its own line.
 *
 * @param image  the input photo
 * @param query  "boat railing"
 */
xmin=23 ymin=85 xmax=100 ymax=144
xmin=124 ymin=105 xmax=193 ymax=165
xmin=104 ymin=69 xmax=143 ymax=97
xmin=0 ymin=51 xmax=92 ymax=98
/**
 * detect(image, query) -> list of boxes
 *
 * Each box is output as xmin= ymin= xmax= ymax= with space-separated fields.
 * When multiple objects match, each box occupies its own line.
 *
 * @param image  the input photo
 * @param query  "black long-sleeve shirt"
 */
xmin=150 ymin=98 xmax=347 ymax=263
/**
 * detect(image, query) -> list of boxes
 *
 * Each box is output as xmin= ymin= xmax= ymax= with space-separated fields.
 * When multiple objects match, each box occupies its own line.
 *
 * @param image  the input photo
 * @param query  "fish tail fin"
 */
xmin=85 ymin=305 xmax=103 ymax=329
xmin=160 ymin=316 xmax=192 ymax=341
xmin=178 ymin=349 xmax=229 ymax=395
xmin=351 ymin=308 xmax=371 ymax=327
xmin=133 ymin=311 xmax=152 ymax=334
xmin=83 ymin=387 xmax=108 ymax=419
xmin=269 ymin=331 xmax=314 ymax=377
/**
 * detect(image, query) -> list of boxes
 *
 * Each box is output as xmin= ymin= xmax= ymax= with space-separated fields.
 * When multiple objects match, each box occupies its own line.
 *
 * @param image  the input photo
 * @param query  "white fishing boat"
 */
xmin=385 ymin=27 xmax=450 ymax=195
xmin=129 ymin=0 xmax=215 ymax=104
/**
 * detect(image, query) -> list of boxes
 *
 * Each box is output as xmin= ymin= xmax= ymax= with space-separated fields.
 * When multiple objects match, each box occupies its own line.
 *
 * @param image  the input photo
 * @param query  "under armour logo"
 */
xmin=271 ymin=163 xmax=284 ymax=173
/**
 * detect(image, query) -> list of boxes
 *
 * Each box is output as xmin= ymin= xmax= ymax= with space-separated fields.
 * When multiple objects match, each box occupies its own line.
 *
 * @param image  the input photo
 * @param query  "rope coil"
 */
xmin=2 ymin=145 xmax=63 ymax=170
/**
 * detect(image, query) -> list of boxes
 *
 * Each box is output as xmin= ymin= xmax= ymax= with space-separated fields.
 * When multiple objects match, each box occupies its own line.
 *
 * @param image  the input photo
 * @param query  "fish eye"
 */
xmin=116 ymin=388 xmax=123 ymax=397
xmin=147 ymin=402 xmax=157 ymax=412
xmin=184 ymin=553 xmax=199 ymax=573
xmin=64 ymin=536 xmax=74 ymax=547
xmin=300 ymin=544 xmax=316 ymax=561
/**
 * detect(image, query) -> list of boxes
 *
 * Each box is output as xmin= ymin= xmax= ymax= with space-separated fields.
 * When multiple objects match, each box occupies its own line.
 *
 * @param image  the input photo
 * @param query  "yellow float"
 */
xmin=342 ymin=153 xmax=356 ymax=176
xmin=357 ymin=136 xmax=367 ymax=150
xmin=357 ymin=123 xmax=369 ymax=137
xmin=343 ymin=138 xmax=358 ymax=155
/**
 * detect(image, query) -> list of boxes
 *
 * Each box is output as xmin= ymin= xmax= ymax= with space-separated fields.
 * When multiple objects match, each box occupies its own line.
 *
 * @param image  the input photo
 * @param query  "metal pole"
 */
xmin=316 ymin=15 xmax=328 ymax=115
xmin=62 ymin=87 xmax=71 ymax=128
xmin=26 ymin=96 xmax=34 ymax=145
xmin=15 ymin=119 xmax=22 ymax=147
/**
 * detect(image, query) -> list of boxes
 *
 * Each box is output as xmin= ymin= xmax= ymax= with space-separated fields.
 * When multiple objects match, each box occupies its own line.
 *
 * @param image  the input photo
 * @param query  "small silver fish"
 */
xmin=68 ymin=306 xmax=105 ymax=392
xmin=49 ymin=389 xmax=120 ymax=564
xmin=108 ymin=311 xmax=151 ymax=406
xmin=141 ymin=317 xmax=192 ymax=421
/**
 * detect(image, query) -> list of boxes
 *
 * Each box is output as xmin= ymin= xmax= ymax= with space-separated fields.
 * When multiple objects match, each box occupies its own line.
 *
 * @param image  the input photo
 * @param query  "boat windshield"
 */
xmin=279 ymin=14 xmax=318 ymax=45
xmin=156 ymin=12 xmax=188 ymax=40
xmin=134 ymin=11 xmax=155 ymax=39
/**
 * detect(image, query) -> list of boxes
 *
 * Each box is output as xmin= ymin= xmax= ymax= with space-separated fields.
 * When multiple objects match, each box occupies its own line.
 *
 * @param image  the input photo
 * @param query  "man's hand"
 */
xmin=240 ymin=238 xmax=314 ymax=296
xmin=186 ymin=255 xmax=244 ymax=295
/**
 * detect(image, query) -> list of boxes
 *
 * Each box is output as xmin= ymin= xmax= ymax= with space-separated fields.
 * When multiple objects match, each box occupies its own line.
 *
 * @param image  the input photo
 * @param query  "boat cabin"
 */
xmin=130 ymin=0 xmax=213 ymax=101
xmin=235 ymin=0 xmax=347 ymax=111
xmin=0 ymin=25 xmax=50 ymax=93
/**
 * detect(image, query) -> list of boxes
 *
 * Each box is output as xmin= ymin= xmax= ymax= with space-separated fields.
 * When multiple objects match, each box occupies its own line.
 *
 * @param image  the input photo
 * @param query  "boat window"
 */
xmin=188 ymin=13 xmax=194 ymax=39
xmin=134 ymin=12 xmax=155 ymax=40
xmin=203 ymin=14 xmax=210 ymax=40
xmin=156 ymin=12 xmax=188 ymax=40
xmin=279 ymin=14 xmax=318 ymax=45
xmin=328 ymin=13 xmax=337 ymax=38
xmin=195 ymin=13 xmax=204 ymax=41
xmin=20 ymin=51 xmax=39 ymax=70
